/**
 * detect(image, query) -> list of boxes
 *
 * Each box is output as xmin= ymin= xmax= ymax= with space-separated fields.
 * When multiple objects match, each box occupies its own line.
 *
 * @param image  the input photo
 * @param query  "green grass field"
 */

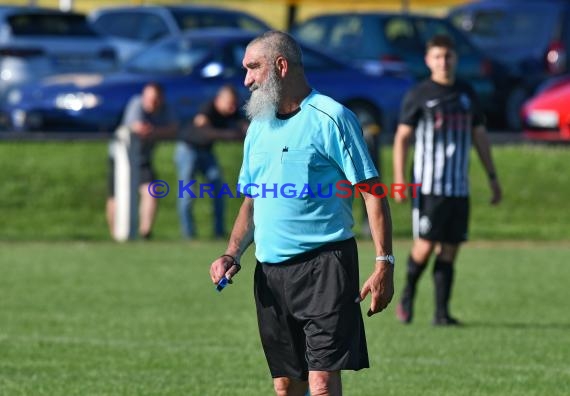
xmin=0 ymin=141 xmax=568 ymax=394
xmin=0 ymin=142 xmax=568 ymax=241
xmin=0 ymin=240 xmax=569 ymax=395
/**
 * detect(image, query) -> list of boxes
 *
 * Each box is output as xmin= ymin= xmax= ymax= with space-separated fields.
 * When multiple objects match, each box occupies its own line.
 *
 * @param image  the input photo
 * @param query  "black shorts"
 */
xmin=254 ymin=238 xmax=369 ymax=381
xmin=413 ymin=194 xmax=469 ymax=243
xmin=107 ymin=157 xmax=156 ymax=198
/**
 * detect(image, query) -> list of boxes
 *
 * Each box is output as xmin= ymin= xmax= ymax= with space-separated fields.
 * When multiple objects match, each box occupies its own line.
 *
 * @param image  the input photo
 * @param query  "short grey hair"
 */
xmin=248 ymin=30 xmax=303 ymax=66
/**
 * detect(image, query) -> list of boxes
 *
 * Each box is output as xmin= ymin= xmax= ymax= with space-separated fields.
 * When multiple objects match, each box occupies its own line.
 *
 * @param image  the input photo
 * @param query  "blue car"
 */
xmin=291 ymin=12 xmax=507 ymax=128
xmin=2 ymin=28 xmax=413 ymax=135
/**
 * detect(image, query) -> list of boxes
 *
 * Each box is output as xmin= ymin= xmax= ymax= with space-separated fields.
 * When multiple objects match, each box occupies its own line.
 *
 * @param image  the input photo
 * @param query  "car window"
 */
xmin=136 ymin=13 xmax=169 ymax=41
xmin=92 ymin=12 xmax=140 ymax=39
xmin=125 ymin=38 xmax=211 ymax=74
xmin=8 ymin=13 xmax=97 ymax=37
xmin=295 ymin=16 xmax=376 ymax=61
xmin=383 ymin=17 xmax=422 ymax=54
xmin=229 ymin=44 xmax=246 ymax=70
xmin=328 ymin=16 xmax=364 ymax=54
xmin=171 ymin=10 xmax=267 ymax=33
xmin=209 ymin=42 xmax=248 ymax=77
xmin=414 ymin=18 xmax=474 ymax=56
xmin=292 ymin=18 xmax=329 ymax=46
xmin=450 ymin=6 xmax=558 ymax=49
xmin=234 ymin=15 xmax=268 ymax=33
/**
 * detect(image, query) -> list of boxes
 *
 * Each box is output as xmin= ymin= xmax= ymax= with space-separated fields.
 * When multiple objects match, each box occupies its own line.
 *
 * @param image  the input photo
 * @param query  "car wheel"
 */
xmin=505 ymin=86 xmax=529 ymax=131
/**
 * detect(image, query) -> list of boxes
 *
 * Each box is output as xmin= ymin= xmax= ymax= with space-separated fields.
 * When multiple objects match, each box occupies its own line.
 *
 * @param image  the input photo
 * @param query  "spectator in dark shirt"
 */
xmin=174 ymin=84 xmax=248 ymax=239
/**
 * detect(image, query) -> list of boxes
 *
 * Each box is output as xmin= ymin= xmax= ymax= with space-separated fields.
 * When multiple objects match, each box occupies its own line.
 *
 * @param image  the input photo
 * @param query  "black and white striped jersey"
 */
xmin=399 ymin=79 xmax=485 ymax=197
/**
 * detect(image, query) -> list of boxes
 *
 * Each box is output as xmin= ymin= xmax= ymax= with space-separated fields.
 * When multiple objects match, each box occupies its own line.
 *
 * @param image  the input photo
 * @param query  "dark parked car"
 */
xmin=291 ymin=12 xmax=508 ymax=128
xmin=89 ymin=5 xmax=272 ymax=62
xmin=2 ymin=29 xmax=413 ymax=135
xmin=0 ymin=6 xmax=117 ymax=103
xmin=448 ymin=0 xmax=570 ymax=129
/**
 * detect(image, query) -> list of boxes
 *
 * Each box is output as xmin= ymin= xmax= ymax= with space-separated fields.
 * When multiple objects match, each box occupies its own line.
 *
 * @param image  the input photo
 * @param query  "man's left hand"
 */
xmin=358 ymin=263 xmax=394 ymax=317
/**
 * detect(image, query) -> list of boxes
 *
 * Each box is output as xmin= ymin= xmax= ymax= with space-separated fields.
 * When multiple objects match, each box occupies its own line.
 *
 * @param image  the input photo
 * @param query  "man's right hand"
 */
xmin=210 ymin=255 xmax=241 ymax=284
xmin=132 ymin=121 xmax=153 ymax=138
xmin=490 ymin=179 xmax=502 ymax=205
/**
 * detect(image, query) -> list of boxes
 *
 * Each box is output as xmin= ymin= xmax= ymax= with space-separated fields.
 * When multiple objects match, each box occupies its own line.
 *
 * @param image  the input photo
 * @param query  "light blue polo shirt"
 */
xmin=238 ymin=90 xmax=378 ymax=263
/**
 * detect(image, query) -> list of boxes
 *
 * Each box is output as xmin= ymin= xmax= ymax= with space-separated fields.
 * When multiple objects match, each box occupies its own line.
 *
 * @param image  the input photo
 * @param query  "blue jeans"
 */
xmin=174 ymin=142 xmax=225 ymax=238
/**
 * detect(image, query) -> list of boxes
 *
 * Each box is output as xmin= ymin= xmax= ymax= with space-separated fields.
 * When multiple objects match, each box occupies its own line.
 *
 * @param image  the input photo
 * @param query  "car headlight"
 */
xmin=526 ymin=110 xmax=559 ymax=128
xmin=54 ymin=93 xmax=101 ymax=111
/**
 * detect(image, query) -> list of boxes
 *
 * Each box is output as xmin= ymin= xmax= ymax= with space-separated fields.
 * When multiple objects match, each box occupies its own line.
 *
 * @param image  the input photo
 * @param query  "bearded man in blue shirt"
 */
xmin=210 ymin=31 xmax=394 ymax=396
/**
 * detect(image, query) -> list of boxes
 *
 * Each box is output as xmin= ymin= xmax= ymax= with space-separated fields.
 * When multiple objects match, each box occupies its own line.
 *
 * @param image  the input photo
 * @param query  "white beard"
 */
xmin=244 ymin=69 xmax=281 ymax=121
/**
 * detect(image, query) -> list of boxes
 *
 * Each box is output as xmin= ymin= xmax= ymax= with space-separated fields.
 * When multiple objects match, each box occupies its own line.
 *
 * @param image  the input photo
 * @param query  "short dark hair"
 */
xmin=145 ymin=81 xmax=164 ymax=96
xmin=218 ymin=83 xmax=238 ymax=98
xmin=426 ymin=34 xmax=456 ymax=52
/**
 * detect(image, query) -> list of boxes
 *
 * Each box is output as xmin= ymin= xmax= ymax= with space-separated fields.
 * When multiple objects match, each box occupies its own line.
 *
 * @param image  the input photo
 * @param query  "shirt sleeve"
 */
xmin=197 ymin=101 xmax=215 ymax=119
xmin=398 ymin=88 xmax=420 ymax=127
xmin=327 ymin=107 xmax=379 ymax=185
xmin=121 ymin=96 xmax=143 ymax=127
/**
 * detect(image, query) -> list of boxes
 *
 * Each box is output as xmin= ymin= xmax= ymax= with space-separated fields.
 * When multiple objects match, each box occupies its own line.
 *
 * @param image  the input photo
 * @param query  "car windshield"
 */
xmin=124 ymin=38 xmax=211 ymax=75
xmin=292 ymin=16 xmax=381 ymax=61
xmin=451 ymin=6 xmax=557 ymax=50
xmin=7 ymin=13 xmax=97 ymax=37
xmin=414 ymin=18 xmax=477 ymax=57
xmin=171 ymin=9 xmax=267 ymax=32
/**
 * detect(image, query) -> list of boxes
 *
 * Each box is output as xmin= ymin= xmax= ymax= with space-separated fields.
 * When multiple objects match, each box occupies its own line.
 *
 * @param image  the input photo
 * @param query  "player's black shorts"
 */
xmin=254 ymin=238 xmax=369 ymax=381
xmin=107 ymin=157 xmax=156 ymax=198
xmin=413 ymin=194 xmax=469 ymax=243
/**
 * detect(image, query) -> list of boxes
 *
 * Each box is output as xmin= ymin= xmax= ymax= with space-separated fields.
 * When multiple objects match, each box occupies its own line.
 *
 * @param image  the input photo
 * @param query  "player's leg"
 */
xmin=202 ymin=151 xmax=225 ymax=238
xmin=273 ymin=377 xmax=308 ymax=396
xmin=106 ymin=156 xmax=116 ymax=237
xmin=397 ymin=193 xmax=439 ymax=323
xmin=396 ymin=237 xmax=435 ymax=323
xmin=106 ymin=197 xmax=115 ymax=236
xmin=432 ymin=197 xmax=469 ymax=325
xmin=296 ymin=239 xmax=368 ymax=393
xmin=254 ymin=262 xmax=310 ymax=395
xmin=308 ymin=371 xmax=341 ymax=396
xmin=433 ymin=243 xmax=460 ymax=325
xmin=174 ymin=142 xmax=197 ymax=239
xmin=138 ymin=182 xmax=157 ymax=239
xmin=138 ymin=165 xmax=158 ymax=239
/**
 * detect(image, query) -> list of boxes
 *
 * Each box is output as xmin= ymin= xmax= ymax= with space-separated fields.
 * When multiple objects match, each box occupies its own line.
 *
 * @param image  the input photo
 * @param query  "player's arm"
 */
xmin=209 ymin=197 xmax=255 ymax=284
xmin=122 ymin=98 xmax=152 ymax=137
xmin=393 ymin=124 xmax=414 ymax=202
xmin=151 ymin=119 xmax=178 ymax=140
xmin=472 ymin=125 xmax=502 ymax=205
xmin=359 ymin=177 xmax=394 ymax=317
xmin=192 ymin=113 xmax=245 ymax=141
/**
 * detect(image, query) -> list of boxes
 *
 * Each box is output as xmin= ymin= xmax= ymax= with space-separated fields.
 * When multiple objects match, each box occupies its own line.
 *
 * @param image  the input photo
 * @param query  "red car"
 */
xmin=522 ymin=77 xmax=570 ymax=141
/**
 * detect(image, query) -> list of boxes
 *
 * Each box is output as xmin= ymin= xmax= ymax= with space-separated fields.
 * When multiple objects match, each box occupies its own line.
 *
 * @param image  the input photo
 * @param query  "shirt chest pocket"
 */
xmin=281 ymin=149 xmax=316 ymax=186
